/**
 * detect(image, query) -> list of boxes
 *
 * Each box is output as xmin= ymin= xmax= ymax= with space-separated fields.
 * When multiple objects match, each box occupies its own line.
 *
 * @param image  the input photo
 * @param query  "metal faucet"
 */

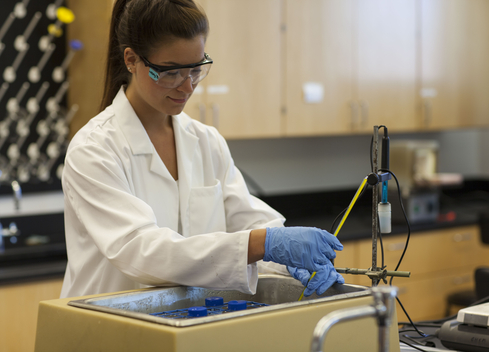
xmin=11 ymin=180 xmax=21 ymax=210
xmin=310 ymin=286 xmax=398 ymax=352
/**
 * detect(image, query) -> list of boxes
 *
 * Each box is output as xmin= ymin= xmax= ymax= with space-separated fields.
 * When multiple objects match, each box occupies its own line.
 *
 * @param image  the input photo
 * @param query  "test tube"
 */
xmin=3 ymin=44 xmax=30 ymax=83
xmin=46 ymin=0 xmax=64 ymax=20
xmin=35 ymin=103 xmax=77 ymax=150
xmin=56 ymin=163 xmax=63 ymax=180
xmin=17 ymin=163 xmax=31 ymax=183
xmin=16 ymin=82 xmax=50 ymax=150
xmin=14 ymin=0 xmax=30 ymax=19
xmin=0 ymin=83 xmax=29 ymax=150
xmin=27 ymin=82 xmax=50 ymax=114
xmin=0 ymin=14 xmax=15 ymax=58
xmin=52 ymin=39 xmax=83 ymax=83
xmin=14 ymin=12 xmax=42 ymax=51
xmin=0 ymin=0 xmax=30 ymax=57
xmin=0 ymin=163 xmax=12 ymax=183
xmin=0 ymin=83 xmax=9 ymax=105
xmin=28 ymin=43 xmax=55 ymax=83
xmin=6 ymin=82 xmax=30 ymax=116
xmin=27 ymin=143 xmax=40 ymax=162
xmin=39 ymin=7 xmax=75 ymax=52
xmin=7 ymin=144 xmax=21 ymax=163
xmin=52 ymin=104 xmax=78 ymax=141
xmin=46 ymin=81 xmax=69 ymax=113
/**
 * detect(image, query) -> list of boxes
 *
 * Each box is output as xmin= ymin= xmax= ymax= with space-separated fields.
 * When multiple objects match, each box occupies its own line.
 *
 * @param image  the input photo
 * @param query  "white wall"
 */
xmin=228 ymin=128 xmax=489 ymax=195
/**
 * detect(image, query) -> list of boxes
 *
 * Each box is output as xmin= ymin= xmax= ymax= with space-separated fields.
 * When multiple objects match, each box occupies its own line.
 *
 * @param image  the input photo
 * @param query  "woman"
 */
xmin=60 ymin=0 xmax=344 ymax=298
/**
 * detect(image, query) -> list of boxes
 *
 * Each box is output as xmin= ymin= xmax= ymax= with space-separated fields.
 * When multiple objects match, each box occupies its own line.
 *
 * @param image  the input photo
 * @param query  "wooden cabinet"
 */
xmin=0 ymin=278 xmax=63 ymax=352
xmin=355 ymin=0 xmax=418 ymax=133
xmin=185 ymin=0 xmax=283 ymax=139
xmin=351 ymin=225 xmax=489 ymax=322
xmin=284 ymin=0 xmax=354 ymax=136
xmin=284 ymin=0 xmax=418 ymax=136
xmin=66 ymin=0 xmax=489 ymax=139
xmin=420 ymin=0 xmax=489 ymax=130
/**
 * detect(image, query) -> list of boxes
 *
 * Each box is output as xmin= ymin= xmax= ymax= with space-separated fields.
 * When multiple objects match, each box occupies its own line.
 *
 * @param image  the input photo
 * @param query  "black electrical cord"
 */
xmin=399 ymin=340 xmax=429 ymax=352
xmin=378 ymin=169 xmax=411 ymax=281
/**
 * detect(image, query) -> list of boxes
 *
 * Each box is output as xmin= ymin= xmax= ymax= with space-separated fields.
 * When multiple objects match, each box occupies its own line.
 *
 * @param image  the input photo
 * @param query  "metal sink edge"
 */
xmin=68 ymin=274 xmax=372 ymax=327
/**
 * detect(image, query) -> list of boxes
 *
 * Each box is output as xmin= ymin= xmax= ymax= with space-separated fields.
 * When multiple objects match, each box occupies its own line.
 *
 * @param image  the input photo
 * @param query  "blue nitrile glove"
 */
xmin=288 ymin=264 xmax=345 ymax=297
xmin=263 ymin=227 xmax=343 ymax=272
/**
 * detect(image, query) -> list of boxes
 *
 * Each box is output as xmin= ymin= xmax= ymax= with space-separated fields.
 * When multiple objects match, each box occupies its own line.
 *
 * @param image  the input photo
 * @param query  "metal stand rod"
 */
xmin=336 ymin=267 xmax=410 ymax=278
xmin=372 ymin=126 xmax=380 ymax=286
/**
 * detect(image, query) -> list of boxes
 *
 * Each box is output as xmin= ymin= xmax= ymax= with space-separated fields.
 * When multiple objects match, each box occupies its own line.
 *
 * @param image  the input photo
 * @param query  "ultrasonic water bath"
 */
xmin=35 ymin=274 xmax=401 ymax=352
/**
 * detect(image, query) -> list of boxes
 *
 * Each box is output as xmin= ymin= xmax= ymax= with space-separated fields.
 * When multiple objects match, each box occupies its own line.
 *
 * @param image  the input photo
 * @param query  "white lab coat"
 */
xmin=60 ymin=87 xmax=287 ymax=298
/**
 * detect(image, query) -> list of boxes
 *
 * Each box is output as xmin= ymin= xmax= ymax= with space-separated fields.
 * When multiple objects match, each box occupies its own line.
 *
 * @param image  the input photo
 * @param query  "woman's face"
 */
xmin=125 ymin=35 xmax=206 ymax=120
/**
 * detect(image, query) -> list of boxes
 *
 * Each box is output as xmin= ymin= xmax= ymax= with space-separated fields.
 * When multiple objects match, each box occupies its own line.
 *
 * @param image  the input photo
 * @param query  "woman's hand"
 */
xmin=263 ymin=227 xmax=343 ymax=272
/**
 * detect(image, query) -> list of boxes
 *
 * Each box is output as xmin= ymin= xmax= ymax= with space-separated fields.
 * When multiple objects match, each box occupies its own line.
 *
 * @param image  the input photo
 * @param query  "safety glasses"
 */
xmin=140 ymin=53 xmax=213 ymax=88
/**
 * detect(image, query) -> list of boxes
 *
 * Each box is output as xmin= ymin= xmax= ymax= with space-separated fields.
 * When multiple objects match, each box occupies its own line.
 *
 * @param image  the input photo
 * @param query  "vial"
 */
xmin=227 ymin=300 xmax=247 ymax=311
xmin=187 ymin=306 xmax=207 ymax=318
xmin=205 ymin=296 xmax=224 ymax=307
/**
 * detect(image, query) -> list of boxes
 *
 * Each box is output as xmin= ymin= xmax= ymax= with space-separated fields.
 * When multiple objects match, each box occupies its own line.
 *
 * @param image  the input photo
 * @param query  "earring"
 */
xmin=127 ymin=67 xmax=131 ymax=72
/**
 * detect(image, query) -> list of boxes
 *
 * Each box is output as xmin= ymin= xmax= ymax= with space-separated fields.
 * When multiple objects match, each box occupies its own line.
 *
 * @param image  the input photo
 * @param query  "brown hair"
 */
xmin=100 ymin=0 xmax=209 ymax=111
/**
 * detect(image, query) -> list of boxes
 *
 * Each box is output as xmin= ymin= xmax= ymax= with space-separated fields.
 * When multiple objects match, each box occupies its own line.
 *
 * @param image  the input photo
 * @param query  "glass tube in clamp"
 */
xmin=46 ymin=0 xmax=64 ymax=20
xmin=3 ymin=44 xmax=30 ymax=83
xmin=52 ymin=39 xmax=83 ymax=82
xmin=28 ymin=43 xmax=55 ymax=83
xmin=14 ymin=12 xmax=42 ymax=51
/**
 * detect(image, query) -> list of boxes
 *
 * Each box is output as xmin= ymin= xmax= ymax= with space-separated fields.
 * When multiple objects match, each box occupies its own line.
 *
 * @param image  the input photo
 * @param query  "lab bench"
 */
xmin=2 ymin=180 xmax=489 ymax=351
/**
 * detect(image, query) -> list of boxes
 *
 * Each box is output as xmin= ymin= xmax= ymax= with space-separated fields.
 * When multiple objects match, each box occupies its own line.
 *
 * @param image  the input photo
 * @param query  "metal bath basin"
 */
xmin=68 ymin=274 xmax=370 ymax=327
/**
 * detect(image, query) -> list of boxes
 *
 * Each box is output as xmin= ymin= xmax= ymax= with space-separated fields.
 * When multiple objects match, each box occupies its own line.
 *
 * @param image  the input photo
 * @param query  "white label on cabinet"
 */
xmin=207 ymin=85 xmax=230 ymax=95
xmin=193 ymin=85 xmax=204 ymax=95
xmin=420 ymin=88 xmax=438 ymax=98
xmin=302 ymin=82 xmax=324 ymax=103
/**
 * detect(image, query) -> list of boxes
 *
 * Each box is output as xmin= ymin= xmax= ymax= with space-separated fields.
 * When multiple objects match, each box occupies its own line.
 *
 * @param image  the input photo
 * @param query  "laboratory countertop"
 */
xmin=261 ymin=179 xmax=489 ymax=242
xmin=2 ymin=179 xmax=489 ymax=287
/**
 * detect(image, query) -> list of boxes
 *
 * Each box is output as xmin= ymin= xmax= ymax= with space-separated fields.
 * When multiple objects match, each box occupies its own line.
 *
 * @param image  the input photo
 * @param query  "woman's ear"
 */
xmin=124 ymin=48 xmax=138 ymax=73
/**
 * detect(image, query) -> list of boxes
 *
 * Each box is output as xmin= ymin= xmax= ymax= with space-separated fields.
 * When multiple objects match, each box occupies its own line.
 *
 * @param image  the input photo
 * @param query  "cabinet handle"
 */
xmin=387 ymin=242 xmax=405 ymax=251
xmin=423 ymin=99 xmax=432 ymax=126
xmin=453 ymin=233 xmax=472 ymax=242
xmin=211 ymin=103 xmax=219 ymax=129
xmin=360 ymin=99 xmax=369 ymax=129
xmin=198 ymin=103 xmax=206 ymax=124
xmin=349 ymin=100 xmax=359 ymax=130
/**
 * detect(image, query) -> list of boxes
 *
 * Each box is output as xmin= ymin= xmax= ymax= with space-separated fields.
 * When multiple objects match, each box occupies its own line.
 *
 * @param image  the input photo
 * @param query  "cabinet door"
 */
xmin=0 ymin=279 xmax=63 ymax=352
xmin=460 ymin=0 xmax=489 ymax=127
xmin=201 ymin=0 xmax=282 ymax=139
xmin=420 ymin=0 xmax=466 ymax=129
xmin=355 ymin=0 xmax=418 ymax=133
xmin=285 ymin=0 xmax=354 ymax=136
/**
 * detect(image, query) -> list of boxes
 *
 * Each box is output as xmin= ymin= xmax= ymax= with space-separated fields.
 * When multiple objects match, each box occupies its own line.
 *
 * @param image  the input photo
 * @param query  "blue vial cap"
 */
xmin=205 ymin=296 xmax=224 ymax=307
xmin=228 ymin=300 xmax=247 ymax=311
xmin=188 ymin=306 xmax=207 ymax=317
xmin=69 ymin=39 xmax=83 ymax=51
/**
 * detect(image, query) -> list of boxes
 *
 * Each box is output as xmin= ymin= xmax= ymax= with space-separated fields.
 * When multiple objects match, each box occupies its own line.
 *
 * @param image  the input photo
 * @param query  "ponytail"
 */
xmin=99 ymin=0 xmax=209 ymax=112
xmin=100 ymin=0 xmax=130 ymax=111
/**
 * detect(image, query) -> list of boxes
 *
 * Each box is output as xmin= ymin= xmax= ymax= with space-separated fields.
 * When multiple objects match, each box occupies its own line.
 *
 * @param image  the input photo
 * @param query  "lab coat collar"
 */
xmin=112 ymin=87 xmax=200 ymax=229
xmin=112 ymin=87 xmax=154 ymax=156
xmin=113 ymin=86 xmax=199 ymax=159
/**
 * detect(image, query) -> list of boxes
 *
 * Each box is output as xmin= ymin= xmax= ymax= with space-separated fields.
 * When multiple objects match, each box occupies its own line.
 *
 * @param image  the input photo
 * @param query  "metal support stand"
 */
xmin=372 ymin=126 xmax=380 ymax=286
